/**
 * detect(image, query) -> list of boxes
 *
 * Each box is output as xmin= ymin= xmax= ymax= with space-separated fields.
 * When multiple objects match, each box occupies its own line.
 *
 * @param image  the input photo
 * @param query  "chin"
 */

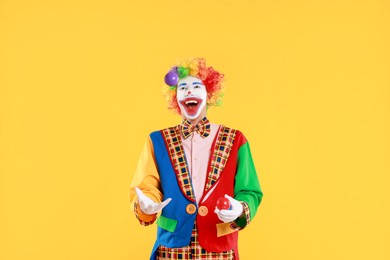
xmin=184 ymin=113 xmax=201 ymax=121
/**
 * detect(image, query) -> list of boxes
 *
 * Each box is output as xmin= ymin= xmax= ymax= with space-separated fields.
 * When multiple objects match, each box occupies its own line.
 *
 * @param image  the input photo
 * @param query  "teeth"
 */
xmin=185 ymin=100 xmax=198 ymax=105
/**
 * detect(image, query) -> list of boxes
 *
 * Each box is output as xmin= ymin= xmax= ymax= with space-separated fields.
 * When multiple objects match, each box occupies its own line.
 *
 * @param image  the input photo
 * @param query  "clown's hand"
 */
xmin=214 ymin=194 xmax=244 ymax=223
xmin=135 ymin=187 xmax=172 ymax=215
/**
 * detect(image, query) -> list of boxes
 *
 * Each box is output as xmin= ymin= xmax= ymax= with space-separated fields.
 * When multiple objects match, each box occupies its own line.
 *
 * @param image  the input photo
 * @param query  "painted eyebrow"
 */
xmin=192 ymin=82 xmax=202 ymax=85
xmin=178 ymin=83 xmax=187 ymax=87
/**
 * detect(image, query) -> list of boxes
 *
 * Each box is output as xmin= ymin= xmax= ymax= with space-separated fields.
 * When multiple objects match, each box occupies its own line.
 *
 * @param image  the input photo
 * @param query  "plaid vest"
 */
xmin=149 ymin=124 xmax=247 ymax=259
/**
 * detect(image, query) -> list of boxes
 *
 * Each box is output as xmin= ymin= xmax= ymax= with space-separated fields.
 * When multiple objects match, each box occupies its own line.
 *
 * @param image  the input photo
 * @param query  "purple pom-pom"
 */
xmin=165 ymin=70 xmax=179 ymax=86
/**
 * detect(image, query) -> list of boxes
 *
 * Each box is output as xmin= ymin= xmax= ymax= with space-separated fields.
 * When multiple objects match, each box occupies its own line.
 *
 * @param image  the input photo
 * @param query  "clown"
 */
xmin=129 ymin=58 xmax=263 ymax=259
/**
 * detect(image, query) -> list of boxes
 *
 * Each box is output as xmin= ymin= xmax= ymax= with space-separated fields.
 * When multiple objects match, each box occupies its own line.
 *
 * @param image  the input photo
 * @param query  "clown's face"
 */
xmin=176 ymin=76 xmax=207 ymax=121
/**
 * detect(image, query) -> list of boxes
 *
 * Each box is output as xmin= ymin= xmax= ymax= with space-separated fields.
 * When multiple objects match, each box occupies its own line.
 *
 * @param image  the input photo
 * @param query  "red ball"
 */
xmin=216 ymin=197 xmax=231 ymax=210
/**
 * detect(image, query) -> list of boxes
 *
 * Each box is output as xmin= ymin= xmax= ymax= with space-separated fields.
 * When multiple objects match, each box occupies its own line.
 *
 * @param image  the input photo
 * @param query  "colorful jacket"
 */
xmin=129 ymin=124 xmax=263 ymax=259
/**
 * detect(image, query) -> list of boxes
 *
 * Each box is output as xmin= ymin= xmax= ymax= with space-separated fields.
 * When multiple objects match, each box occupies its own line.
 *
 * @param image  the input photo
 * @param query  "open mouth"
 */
xmin=179 ymin=97 xmax=203 ymax=116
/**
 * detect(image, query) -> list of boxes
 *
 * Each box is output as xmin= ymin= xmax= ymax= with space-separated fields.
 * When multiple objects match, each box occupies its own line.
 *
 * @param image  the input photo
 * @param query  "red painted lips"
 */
xmin=179 ymin=97 xmax=203 ymax=116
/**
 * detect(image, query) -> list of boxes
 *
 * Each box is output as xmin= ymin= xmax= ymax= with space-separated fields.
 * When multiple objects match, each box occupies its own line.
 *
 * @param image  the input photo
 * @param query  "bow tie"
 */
xmin=181 ymin=117 xmax=211 ymax=139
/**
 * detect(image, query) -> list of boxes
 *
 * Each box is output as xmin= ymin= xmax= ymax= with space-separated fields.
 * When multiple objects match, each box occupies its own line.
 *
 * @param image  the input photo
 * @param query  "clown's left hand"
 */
xmin=214 ymin=194 xmax=244 ymax=223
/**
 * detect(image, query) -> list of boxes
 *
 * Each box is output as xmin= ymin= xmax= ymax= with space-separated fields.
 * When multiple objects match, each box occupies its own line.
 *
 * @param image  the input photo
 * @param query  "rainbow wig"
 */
xmin=163 ymin=58 xmax=225 ymax=114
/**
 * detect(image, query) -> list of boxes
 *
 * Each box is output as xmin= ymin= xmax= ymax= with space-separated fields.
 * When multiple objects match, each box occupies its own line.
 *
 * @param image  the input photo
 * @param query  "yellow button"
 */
xmin=186 ymin=204 xmax=197 ymax=215
xmin=198 ymin=206 xmax=208 ymax=217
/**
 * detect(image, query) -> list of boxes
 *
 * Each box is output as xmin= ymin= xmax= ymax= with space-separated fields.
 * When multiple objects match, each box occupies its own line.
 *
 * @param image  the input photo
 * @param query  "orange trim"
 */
xmin=216 ymin=222 xmax=238 ymax=237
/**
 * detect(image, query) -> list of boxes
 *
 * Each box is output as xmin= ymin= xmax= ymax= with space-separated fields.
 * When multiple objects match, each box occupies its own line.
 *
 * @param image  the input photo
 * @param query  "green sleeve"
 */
xmin=233 ymin=141 xmax=263 ymax=228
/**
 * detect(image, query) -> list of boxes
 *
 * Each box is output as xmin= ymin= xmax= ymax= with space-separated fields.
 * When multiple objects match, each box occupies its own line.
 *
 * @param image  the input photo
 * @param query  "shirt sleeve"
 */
xmin=233 ymin=137 xmax=263 ymax=229
xmin=129 ymin=135 xmax=162 ymax=225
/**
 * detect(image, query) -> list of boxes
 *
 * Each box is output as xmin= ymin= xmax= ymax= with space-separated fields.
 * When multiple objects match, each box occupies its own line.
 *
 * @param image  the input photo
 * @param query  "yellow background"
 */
xmin=1 ymin=0 xmax=389 ymax=259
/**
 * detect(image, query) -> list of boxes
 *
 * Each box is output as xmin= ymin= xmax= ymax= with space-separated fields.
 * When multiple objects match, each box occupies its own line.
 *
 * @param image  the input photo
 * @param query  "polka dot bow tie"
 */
xmin=181 ymin=117 xmax=211 ymax=139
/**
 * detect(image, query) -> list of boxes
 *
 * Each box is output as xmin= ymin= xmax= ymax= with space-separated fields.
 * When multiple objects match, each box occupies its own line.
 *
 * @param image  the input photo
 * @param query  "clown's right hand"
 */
xmin=135 ymin=187 xmax=172 ymax=215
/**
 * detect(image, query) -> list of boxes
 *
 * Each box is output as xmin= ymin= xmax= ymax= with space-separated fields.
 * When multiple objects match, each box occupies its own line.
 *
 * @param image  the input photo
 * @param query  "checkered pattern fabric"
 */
xmin=230 ymin=202 xmax=250 ymax=230
xmin=205 ymin=126 xmax=236 ymax=191
xmin=133 ymin=201 xmax=157 ymax=226
xmin=156 ymin=221 xmax=234 ymax=260
xmin=162 ymin=126 xmax=196 ymax=202
xmin=181 ymin=117 xmax=211 ymax=139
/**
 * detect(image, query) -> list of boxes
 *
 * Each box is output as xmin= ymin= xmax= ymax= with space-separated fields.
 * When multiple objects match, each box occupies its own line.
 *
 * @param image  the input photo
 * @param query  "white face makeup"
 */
xmin=176 ymin=76 xmax=207 ymax=120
